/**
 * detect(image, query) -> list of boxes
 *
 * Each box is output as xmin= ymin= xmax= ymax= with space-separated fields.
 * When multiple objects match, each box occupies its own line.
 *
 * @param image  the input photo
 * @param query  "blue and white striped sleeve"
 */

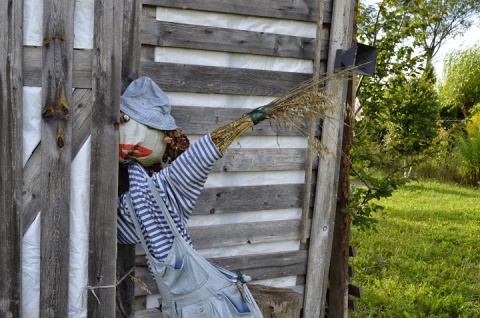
xmin=153 ymin=133 xmax=222 ymax=224
xmin=117 ymin=193 xmax=140 ymax=244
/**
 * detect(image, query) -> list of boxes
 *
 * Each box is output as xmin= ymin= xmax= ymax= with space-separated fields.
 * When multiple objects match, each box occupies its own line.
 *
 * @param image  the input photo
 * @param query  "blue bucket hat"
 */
xmin=120 ymin=77 xmax=177 ymax=130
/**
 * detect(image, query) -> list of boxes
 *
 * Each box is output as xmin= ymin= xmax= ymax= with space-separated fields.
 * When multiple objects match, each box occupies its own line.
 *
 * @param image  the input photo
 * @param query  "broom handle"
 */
xmin=301 ymin=0 xmax=324 ymax=244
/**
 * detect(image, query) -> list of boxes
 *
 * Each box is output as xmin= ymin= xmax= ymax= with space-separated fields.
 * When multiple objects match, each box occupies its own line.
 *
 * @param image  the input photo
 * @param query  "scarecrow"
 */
xmin=116 ymin=76 xmax=334 ymax=317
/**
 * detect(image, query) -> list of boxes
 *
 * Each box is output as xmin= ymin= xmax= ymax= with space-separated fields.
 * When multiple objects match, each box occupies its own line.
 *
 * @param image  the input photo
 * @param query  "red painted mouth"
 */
xmin=119 ymin=144 xmax=153 ymax=159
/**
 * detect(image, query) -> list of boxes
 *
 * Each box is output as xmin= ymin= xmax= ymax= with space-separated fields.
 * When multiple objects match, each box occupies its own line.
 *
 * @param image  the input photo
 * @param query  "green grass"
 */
xmin=350 ymin=180 xmax=480 ymax=318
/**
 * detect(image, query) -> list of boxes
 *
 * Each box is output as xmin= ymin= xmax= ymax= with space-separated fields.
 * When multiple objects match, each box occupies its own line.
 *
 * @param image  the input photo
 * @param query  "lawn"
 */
xmin=350 ymin=180 xmax=480 ymax=318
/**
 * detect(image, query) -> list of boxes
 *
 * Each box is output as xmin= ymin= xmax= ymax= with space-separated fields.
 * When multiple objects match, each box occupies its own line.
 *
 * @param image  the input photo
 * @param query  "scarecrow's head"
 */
xmin=119 ymin=77 xmax=189 ymax=169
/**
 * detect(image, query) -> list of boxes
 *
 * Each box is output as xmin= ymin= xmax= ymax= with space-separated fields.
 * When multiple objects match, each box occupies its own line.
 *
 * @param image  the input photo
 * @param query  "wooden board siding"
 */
xmin=39 ymin=0 xmax=75 ymax=316
xmin=142 ymin=0 xmax=333 ymax=23
xmin=141 ymin=20 xmax=329 ymax=60
xmin=0 ymin=0 xmax=23 ymax=316
xmin=128 ymin=0 xmax=335 ymax=313
xmin=87 ymin=0 xmax=124 ymax=316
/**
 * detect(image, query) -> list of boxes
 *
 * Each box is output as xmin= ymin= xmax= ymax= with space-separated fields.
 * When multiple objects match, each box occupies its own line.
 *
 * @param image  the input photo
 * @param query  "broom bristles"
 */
xmin=211 ymin=69 xmax=352 ymax=155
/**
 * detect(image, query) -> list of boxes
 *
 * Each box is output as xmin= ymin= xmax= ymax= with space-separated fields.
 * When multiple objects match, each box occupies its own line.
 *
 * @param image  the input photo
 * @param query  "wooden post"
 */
xmin=328 ymin=78 xmax=355 ymax=316
xmin=0 ymin=0 xmax=23 ymax=316
xmin=328 ymin=0 xmax=360 ymax=314
xmin=301 ymin=0 xmax=325 ymax=245
xmin=88 ymin=0 xmax=124 ymax=316
xmin=39 ymin=0 xmax=75 ymax=317
xmin=116 ymin=0 xmax=142 ymax=317
xmin=303 ymin=0 xmax=355 ymax=316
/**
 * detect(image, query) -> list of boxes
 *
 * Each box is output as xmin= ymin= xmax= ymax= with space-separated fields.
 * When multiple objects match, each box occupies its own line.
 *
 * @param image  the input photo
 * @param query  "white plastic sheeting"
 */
xmin=21 ymin=3 xmax=316 ymax=314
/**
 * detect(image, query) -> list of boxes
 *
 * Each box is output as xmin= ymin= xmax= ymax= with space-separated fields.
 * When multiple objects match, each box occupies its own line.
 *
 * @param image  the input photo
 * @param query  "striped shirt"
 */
xmin=117 ymin=134 xmax=222 ymax=261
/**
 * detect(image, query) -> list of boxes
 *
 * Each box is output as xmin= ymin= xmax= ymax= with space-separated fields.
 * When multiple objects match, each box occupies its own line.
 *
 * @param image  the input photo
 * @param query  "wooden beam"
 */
xmin=116 ymin=0 xmax=142 ymax=317
xmin=195 ymin=183 xmax=315 ymax=215
xmin=39 ymin=0 xmax=75 ymax=317
xmin=141 ymin=20 xmax=328 ymax=60
xmin=142 ymin=0 xmax=333 ymax=23
xmin=24 ymin=47 xmax=323 ymax=92
xmin=141 ymin=61 xmax=312 ymax=96
xmin=170 ymin=106 xmax=318 ymax=137
xmin=303 ymin=0 xmax=356 ymax=316
xmin=87 ymin=0 xmax=123 ymax=316
xmin=24 ymin=47 xmax=93 ymax=88
xmin=0 ymin=0 xmax=23 ymax=316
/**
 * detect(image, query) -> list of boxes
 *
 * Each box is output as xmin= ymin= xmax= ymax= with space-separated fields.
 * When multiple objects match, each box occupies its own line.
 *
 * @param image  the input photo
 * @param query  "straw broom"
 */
xmin=210 ymin=71 xmax=348 ymax=155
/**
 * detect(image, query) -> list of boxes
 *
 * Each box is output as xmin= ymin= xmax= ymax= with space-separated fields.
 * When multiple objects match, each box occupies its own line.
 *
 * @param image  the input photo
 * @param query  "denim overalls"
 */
xmin=127 ymin=177 xmax=263 ymax=318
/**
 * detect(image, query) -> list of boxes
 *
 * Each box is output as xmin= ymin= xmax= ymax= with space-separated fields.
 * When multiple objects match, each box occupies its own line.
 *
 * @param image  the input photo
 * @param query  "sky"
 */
xmin=361 ymin=0 xmax=480 ymax=78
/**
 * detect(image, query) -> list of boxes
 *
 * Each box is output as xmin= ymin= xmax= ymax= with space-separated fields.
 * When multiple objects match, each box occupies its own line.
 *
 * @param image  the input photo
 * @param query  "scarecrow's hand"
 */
xmin=247 ymin=106 xmax=272 ymax=125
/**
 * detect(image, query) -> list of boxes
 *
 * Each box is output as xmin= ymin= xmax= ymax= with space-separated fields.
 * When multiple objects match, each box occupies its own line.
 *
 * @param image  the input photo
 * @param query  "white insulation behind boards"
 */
xmin=22 ymin=2 xmax=316 ymax=315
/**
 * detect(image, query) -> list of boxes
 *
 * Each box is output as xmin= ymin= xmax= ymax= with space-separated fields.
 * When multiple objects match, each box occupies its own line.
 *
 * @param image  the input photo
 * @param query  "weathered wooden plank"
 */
xmin=303 ymin=0 xmax=355 ymax=316
xmin=248 ymin=284 xmax=303 ymax=318
xmin=189 ymin=219 xmax=307 ymax=249
xmin=301 ymin=0 xmax=326 ymax=246
xmin=171 ymin=106 xmax=318 ymax=137
xmin=133 ymin=220 xmax=309 ymax=254
xmin=135 ymin=250 xmax=308 ymax=296
xmin=212 ymin=148 xmax=318 ymax=173
xmin=39 ymin=0 xmax=75 ymax=317
xmin=195 ymin=183 xmax=314 ymax=215
xmin=134 ymin=308 xmax=164 ymax=318
xmin=141 ymin=61 xmax=312 ymax=96
xmin=328 ymin=78 xmax=356 ymax=317
xmin=141 ymin=20 xmax=329 ymax=60
xmin=117 ymin=1 xmax=142 ymax=317
xmin=0 ymin=0 xmax=23 ymax=316
xmin=24 ymin=47 xmax=325 ymax=92
xmin=87 ymin=0 xmax=123 ymax=316
xmin=22 ymin=89 xmax=93 ymax=235
xmin=142 ymin=0 xmax=333 ymax=23
xmin=24 ymin=47 xmax=93 ymax=88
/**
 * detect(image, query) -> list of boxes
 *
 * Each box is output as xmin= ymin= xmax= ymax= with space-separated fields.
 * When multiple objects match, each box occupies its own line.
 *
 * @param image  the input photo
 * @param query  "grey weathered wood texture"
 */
xmin=24 ymin=47 xmax=323 ymax=94
xmin=87 ymin=0 xmax=124 ymax=316
xmin=39 ymin=1 xmax=75 ymax=317
xmin=141 ymin=20 xmax=329 ymax=60
xmin=143 ymin=0 xmax=333 ymax=23
xmin=22 ymin=89 xmax=93 ymax=235
xmin=0 ymin=0 xmax=23 ymax=316
xmin=303 ymin=0 xmax=356 ymax=316
xmin=116 ymin=1 xmax=142 ymax=317
xmin=302 ymin=0 xmax=326 ymax=245
xmin=141 ymin=62 xmax=312 ymax=96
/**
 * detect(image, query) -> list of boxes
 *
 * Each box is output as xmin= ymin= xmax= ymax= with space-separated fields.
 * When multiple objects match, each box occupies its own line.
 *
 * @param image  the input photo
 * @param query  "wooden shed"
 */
xmin=1 ymin=0 xmax=356 ymax=317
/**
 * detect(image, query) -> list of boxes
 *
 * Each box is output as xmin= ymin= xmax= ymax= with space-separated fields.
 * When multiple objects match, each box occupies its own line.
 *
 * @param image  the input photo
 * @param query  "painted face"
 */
xmin=119 ymin=116 xmax=167 ymax=167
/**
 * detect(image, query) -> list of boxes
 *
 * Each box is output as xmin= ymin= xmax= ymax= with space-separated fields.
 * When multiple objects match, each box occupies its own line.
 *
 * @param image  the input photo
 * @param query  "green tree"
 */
xmin=438 ymin=44 xmax=480 ymax=117
xmin=349 ymin=0 xmax=452 ymax=229
xmin=420 ymin=0 xmax=480 ymax=65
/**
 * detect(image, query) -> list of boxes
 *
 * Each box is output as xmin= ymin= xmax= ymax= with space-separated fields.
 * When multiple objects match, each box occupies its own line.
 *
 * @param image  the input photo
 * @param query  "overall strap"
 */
xmin=124 ymin=194 xmax=161 ymax=267
xmin=146 ymin=176 xmax=183 ymax=238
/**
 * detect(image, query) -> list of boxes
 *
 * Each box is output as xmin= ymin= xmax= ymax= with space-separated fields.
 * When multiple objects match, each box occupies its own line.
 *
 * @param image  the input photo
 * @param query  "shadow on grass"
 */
xmin=403 ymin=182 xmax=479 ymax=199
